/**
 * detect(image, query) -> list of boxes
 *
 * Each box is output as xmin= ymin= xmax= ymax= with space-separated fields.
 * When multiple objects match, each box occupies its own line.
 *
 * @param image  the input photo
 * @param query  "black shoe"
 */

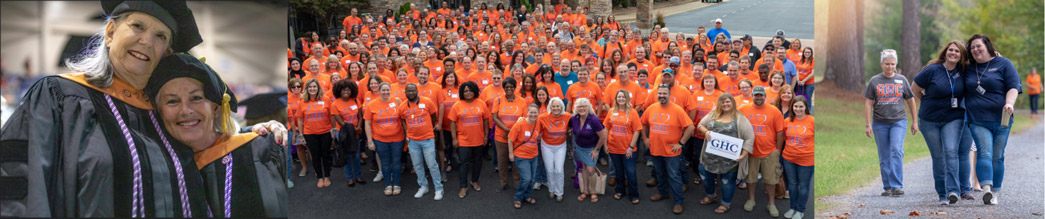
xmin=355 ymin=178 xmax=366 ymax=185
xmin=891 ymin=189 xmax=905 ymax=196
xmin=881 ymin=189 xmax=893 ymax=196
xmin=348 ymin=181 xmax=356 ymax=187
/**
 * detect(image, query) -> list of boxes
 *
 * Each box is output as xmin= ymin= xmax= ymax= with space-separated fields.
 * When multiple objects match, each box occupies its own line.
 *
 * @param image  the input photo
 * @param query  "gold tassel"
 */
xmin=220 ymin=93 xmax=232 ymax=135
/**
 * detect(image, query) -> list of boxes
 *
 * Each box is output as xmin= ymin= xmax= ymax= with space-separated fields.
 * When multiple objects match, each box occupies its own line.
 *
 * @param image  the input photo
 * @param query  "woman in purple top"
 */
xmin=569 ymin=98 xmax=608 ymax=203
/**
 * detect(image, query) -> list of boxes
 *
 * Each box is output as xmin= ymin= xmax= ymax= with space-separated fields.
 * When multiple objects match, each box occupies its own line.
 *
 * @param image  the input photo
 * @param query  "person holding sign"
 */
xmin=696 ymin=93 xmax=755 ymax=214
xmin=781 ymin=96 xmax=814 ymax=219
xmin=641 ymin=83 xmax=695 ymax=215
xmin=738 ymin=85 xmax=786 ymax=217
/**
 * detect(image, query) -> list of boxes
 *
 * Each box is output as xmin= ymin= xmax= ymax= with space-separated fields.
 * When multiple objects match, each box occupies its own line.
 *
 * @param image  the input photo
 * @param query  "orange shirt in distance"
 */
xmin=604 ymin=109 xmax=643 ymax=155
xmin=296 ymin=98 xmax=332 ymax=135
xmin=329 ymin=98 xmax=361 ymax=130
xmin=537 ymin=113 xmax=572 ymax=145
xmin=302 ymin=73 xmax=333 ymax=94
xmin=641 ymin=103 xmax=693 ymax=157
xmin=399 ymin=97 xmax=438 ymax=141
xmin=718 ymin=76 xmax=744 ymax=97
xmin=643 ymin=85 xmax=691 ymax=109
xmin=604 ymin=81 xmax=645 ymax=107
xmin=493 ymin=97 xmax=530 ymax=143
xmin=364 ymin=98 xmax=406 ymax=142
xmin=536 ymin=81 xmax=565 ymax=99
xmin=566 ymin=82 xmax=603 ymax=107
xmin=448 ymin=99 xmax=491 ymax=147
xmin=796 ymin=61 xmax=815 ymax=85
xmin=737 ymin=103 xmax=785 ymax=158
xmin=468 ymin=71 xmax=494 ymax=88
xmin=1027 ymin=73 xmax=1042 ymax=95
xmin=439 ymin=88 xmax=460 ymax=130
xmin=783 ymin=115 xmax=815 ymax=166
xmin=287 ymin=92 xmax=302 ymax=128
xmin=509 ymin=121 xmax=541 ymax=159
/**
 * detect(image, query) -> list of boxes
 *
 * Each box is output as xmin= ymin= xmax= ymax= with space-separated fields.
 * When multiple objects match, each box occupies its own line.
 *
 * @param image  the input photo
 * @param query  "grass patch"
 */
xmin=814 ymin=97 xmax=929 ymax=198
xmin=1009 ymin=113 xmax=1038 ymax=135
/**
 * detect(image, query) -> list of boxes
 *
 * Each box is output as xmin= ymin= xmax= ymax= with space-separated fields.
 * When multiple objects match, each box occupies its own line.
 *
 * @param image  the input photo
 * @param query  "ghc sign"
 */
xmin=705 ymin=131 xmax=744 ymax=160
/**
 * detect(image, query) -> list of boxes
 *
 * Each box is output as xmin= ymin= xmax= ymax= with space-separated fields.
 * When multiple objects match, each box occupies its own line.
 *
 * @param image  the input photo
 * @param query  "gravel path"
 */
xmin=817 ymin=123 xmax=1045 ymax=218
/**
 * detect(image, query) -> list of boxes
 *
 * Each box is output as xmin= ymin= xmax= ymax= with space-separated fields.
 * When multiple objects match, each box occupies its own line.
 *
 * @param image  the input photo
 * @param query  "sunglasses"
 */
xmin=291 ymin=85 xmax=303 ymax=89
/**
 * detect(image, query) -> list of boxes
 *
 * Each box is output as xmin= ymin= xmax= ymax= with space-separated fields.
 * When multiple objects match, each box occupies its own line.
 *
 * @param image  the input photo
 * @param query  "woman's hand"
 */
xmin=1004 ymin=104 xmax=1015 ymax=114
xmin=253 ymin=120 xmax=287 ymax=145
xmin=910 ymin=121 xmax=919 ymax=135
xmin=367 ymin=140 xmax=375 ymax=151
xmin=589 ymin=149 xmax=599 ymax=162
xmin=669 ymin=143 xmax=682 ymax=154
xmin=625 ymin=148 xmax=633 ymax=159
xmin=509 ymin=155 xmax=515 ymax=162
xmin=865 ymin=125 xmax=873 ymax=138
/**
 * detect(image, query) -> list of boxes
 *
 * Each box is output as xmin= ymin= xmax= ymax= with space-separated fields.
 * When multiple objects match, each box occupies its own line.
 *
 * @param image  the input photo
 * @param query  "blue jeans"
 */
xmin=782 ymin=159 xmax=813 ymax=213
xmin=375 ymin=140 xmax=404 ymax=187
xmin=698 ymin=164 xmax=738 ymax=206
xmin=514 ymin=156 xmax=539 ymax=201
xmin=919 ymin=119 xmax=964 ymax=200
xmin=959 ymin=124 xmax=973 ymax=195
xmin=872 ymin=120 xmax=907 ymax=190
xmin=286 ymin=130 xmax=294 ymax=181
xmin=409 ymin=138 xmax=443 ymax=191
xmin=610 ymin=153 xmax=639 ymax=200
xmin=344 ymin=151 xmax=362 ymax=181
xmin=969 ymin=120 xmax=1012 ymax=191
xmin=534 ymin=153 xmax=547 ymax=184
xmin=653 ymin=155 xmax=685 ymax=204
xmin=803 ymin=84 xmax=815 ymax=115
xmin=1031 ymin=94 xmax=1040 ymax=114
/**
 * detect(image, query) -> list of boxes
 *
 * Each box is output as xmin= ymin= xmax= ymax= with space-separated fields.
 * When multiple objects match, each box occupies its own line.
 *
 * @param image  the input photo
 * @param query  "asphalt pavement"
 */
xmin=289 ymin=148 xmax=815 ymax=218
xmin=818 ymin=123 xmax=1045 ymax=218
xmin=661 ymin=0 xmax=814 ymax=39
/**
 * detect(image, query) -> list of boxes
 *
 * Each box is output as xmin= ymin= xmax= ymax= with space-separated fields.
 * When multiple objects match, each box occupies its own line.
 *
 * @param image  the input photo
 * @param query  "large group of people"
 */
xmin=865 ymin=34 xmax=1024 ymax=207
xmin=287 ymin=1 xmax=814 ymax=217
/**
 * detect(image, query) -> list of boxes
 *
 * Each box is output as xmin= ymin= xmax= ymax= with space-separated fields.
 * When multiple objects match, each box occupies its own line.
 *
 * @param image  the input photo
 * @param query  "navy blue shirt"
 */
xmin=914 ymin=63 xmax=966 ymax=122
xmin=963 ymin=56 xmax=1022 ymax=123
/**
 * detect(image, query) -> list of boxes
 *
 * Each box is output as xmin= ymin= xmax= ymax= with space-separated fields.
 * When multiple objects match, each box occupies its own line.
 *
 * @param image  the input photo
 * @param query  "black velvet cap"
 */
xmin=103 ymin=0 xmax=202 ymax=52
xmin=146 ymin=53 xmax=238 ymax=112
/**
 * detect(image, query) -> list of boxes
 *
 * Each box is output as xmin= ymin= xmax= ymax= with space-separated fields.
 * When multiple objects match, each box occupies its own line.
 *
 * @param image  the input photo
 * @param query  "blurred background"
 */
xmin=1 ymin=1 xmax=289 ymax=126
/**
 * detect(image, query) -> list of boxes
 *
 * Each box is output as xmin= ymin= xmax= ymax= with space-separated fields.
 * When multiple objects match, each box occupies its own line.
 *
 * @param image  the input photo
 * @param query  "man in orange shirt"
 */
xmin=566 ymin=68 xmax=603 ymax=113
xmin=641 ymin=84 xmax=695 ymax=215
xmin=342 ymin=8 xmax=362 ymax=34
xmin=1028 ymin=67 xmax=1042 ymax=115
xmin=737 ymin=86 xmax=785 ymax=216
xmin=302 ymin=59 xmax=333 ymax=94
xmin=718 ymin=61 xmax=744 ymax=97
xmin=604 ymin=65 xmax=645 ymax=110
xmin=399 ymin=84 xmax=443 ymax=199
xmin=643 ymin=70 xmax=690 ymax=110
xmin=628 ymin=46 xmax=653 ymax=75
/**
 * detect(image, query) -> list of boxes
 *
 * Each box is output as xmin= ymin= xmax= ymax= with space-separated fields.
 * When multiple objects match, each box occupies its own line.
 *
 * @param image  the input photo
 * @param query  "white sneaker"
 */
xmin=983 ymin=188 xmax=995 ymax=205
xmin=533 ymin=182 xmax=542 ymax=190
xmin=989 ymin=192 xmax=999 ymax=205
xmin=434 ymin=190 xmax=444 ymax=200
xmin=287 ymin=180 xmax=294 ymax=188
xmin=793 ymin=212 xmax=804 ymax=219
xmin=414 ymin=187 xmax=429 ymax=198
xmin=784 ymin=209 xmax=795 ymax=218
xmin=373 ymin=171 xmax=384 ymax=182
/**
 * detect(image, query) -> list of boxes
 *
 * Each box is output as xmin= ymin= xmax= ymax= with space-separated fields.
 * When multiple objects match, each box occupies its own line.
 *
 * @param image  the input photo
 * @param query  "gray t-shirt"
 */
xmin=863 ymin=73 xmax=914 ymax=123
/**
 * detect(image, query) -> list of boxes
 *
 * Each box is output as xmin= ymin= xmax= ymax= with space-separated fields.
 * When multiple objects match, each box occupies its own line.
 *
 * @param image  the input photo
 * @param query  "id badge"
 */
xmin=976 ymin=85 xmax=986 ymax=95
xmin=951 ymin=98 xmax=958 ymax=108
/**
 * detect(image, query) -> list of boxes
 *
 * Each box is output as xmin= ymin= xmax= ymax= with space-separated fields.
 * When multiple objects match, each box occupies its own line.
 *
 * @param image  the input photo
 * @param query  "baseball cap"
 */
xmin=741 ymin=34 xmax=752 ymax=40
xmin=752 ymin=86 xmax=766 ymax=96
xmin=714 ymin=18 xmax=723 ymax=23
xmin=776 ymin=29 xmax=785 ymax=36
xmin=669 ymin=56 xmax=680 ymax=65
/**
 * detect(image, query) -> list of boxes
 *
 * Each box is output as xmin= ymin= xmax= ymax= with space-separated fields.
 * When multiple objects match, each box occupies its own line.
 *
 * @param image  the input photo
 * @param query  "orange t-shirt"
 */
xmin=424 ymin=60 xmax=445 ymax=79
xmin=705 ymin=69 xmax=725 ymax=80
xmin=604 ymin=81 xmax=646 ymax=107
xmin=643 ymin=85 xmax=691 ymax=109
xmin=641 ymin=103 xmax=693 ymax=157
xmin=509 ymin=121 xmax=542 ymax=159
xmin=783 ymin=116 xmax=815 ymax=166
xmin=536 ymin=81 xmax=565 ymax=99
xmin=766 ymin=86 xmax=781 ymax=105
xmin=416 ymin=82 xmax=444 ymax=104
xmin=796 ymin=61 xmax=815 ymax=85
xmin=468 ymin=71 xmax=494 ymax=88
xmin=439 ymin=88 xmax=460 ymax=130
xmin=493 ymin=97 xmax=530 ymax=142
xmin=786 ymin=49 xmax=804 ymax=63
xmin=566 ymin=82 xmax=603 ymax=106
xmin=302 ymin=73 xmax=333 ymax=94
xmin=390 ymin=82 xmax=409 ymax=100
xmin=398 ymin=97 xmax=438 ymax=141
xmin=481 ymin=86 xmax=506 ymax=110
xmin=537 ymin=113 xmax=572 ymax=145
xmin=737 ymin=104 xmax=786 ymax=158
xmin=364 ymin=98 xmax=406 ymax=142
xmin=296 ymin=98 xmax=333 ymax=135
xmin=448 ymin=100 xmax=491 ymax=147
xmin=329 ymin=98 xmax=361 ymax=130
xmin=718 ymin=76 xmax=744 ymax=97
xmin=735 ymin=95 xmax=753 ymax=107
xmin=1028 ymin=74 xmax=1042 ymax=95
xmin=287 ymin=92 xmax=302 ymax=129
xmin=604 ymin=109 xmax=643 ymax=155
xmin=688 ymin=89 xmax=722 ymax=139
xmin=628 ymin=59 xmax=653 ymax=74
xmin=754 ymin=59 xmax=784 ymax=73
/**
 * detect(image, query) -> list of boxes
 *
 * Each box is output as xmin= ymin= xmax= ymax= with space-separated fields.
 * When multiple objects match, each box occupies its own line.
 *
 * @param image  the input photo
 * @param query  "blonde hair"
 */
xmin=612 ymin=89 xmax=633 ymax=114
xmin=572 ymin=98 xmax=595 ymax=114
xmin=301 ymin=78 xmax=325 ymax=101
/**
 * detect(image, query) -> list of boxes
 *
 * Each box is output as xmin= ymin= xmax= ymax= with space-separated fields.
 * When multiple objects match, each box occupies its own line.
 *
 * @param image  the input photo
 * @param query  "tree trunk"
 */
xmin=826 ymin=0 xmax=864 ymax=93
xmin=901 ymin=0 xmax=921 ymax=76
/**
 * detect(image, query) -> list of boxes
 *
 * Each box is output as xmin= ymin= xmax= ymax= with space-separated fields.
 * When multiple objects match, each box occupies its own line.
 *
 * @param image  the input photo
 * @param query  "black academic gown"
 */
xmin=195 ymin=133 xmax=287 ymax=218
xmin=0 ymin=75 xmax=210 ymax=218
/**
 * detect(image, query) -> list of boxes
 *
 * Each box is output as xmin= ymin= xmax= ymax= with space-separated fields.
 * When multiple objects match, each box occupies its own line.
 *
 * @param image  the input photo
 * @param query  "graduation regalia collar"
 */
xmin=194 ymin=133 xmax=259 ymax=169
xmin=59 ymin=73 xmax=153 ymax=110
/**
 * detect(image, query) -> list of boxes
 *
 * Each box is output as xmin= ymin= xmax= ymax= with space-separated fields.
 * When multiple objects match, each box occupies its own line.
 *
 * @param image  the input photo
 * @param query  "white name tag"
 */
xmin=436 ymin=67 xmax=441 ymax=71
xmin=389 ymin=103 xmax=396 ymax=108
xmin=350 ymin=105 xmax=358 ymax=110
xmin=483 ymin=80 xmax=489 ymax=85
xmin=697 ymin=96 xmax=704 ymax=101
xmin=894 ymin=79 xmax=903 ymax=84
xmin=525 ymin=131 xmax=532 ymax=136
xmin=318 ymin=101 xmax=324 ymax=105
xmin=419 ymin=104 xmax=426 ymax=108
xmin=451 ymin=94 xmax=459 ymax=98
xmin=567 ymin=80 xmax=574 ymax=85
xmin=613 ymin=112 xmax=619 ymax=116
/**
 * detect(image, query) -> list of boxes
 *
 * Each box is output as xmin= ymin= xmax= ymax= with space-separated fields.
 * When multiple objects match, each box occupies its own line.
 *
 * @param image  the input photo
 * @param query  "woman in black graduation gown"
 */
xmin=0 ymin=1 xmax=282 ymax=217
xmin=146 ymin=54 xmax=287 ymax=218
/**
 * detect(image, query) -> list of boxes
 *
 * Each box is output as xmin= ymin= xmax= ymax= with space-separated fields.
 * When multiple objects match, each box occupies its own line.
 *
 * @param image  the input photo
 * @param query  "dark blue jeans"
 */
xmin=375 ymin=140 xmax=404 ymax=187
xmin=698 ymin=164 xmax=738 ymax=206
xmin=458 ymin=146 xmax=484 ymax=188
xmin=1031 ymin=94 xmax=1040 ymax=114
xmin=514 ymin=156 xmax=539 ymax=201
xmin=653 ymin=155 xmax=685 ymax=205
xmin=969 ymin=120 xmax=1012 ymax=191
xmin=610 ymin=153 xmax=639 ymax=200
xmin=919 ymin=119 xmax=964 ymax=200
xmin=782 ymin=159 xmax=813 ymax=213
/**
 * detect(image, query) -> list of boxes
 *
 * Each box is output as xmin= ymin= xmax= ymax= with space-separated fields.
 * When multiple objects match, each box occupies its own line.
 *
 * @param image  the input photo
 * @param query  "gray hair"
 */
xmin=67 ymin=13 xmax=129 ymax=88
xmin=880 ymin=49 xmax=898 ymax=62
xmin=548 ymin=97 xmax=565 ymax=115
xmin=572 ymin=98 xmax=595 ymax=114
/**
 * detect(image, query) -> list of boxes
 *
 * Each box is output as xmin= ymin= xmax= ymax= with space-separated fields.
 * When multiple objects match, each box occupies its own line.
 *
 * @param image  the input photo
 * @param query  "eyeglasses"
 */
xmin=291 ymin=85 xmax=302 ymax=89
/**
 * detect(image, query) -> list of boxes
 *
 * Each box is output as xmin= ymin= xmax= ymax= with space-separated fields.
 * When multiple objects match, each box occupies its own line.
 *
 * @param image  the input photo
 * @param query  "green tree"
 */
xmin=863 ymin=0 xmax=942 ymax=78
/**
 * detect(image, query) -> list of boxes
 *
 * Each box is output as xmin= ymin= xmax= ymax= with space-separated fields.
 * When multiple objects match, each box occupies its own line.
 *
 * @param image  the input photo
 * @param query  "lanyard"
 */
xmin=945 ymin=67 xmax=956 ymax=98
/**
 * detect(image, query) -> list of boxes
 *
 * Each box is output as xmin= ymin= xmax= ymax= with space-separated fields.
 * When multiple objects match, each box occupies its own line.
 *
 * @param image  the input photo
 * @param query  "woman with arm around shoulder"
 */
xmin=863 ymin=49 xmax=918 ymax=197
xmin=781 ymin=96 xmax=814 ymax=219
xmin=694 ymin=93 xmax=754 ymax=214
xmin=910 ymin=40 xmax=971 ymax=205
xmin=569 ymin=98 xmax=608 ymax=203
xmin=962 ymin=34 xmax=1022 ymax=205
xmin=508 ymin=104 xmax=543 ymax=208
